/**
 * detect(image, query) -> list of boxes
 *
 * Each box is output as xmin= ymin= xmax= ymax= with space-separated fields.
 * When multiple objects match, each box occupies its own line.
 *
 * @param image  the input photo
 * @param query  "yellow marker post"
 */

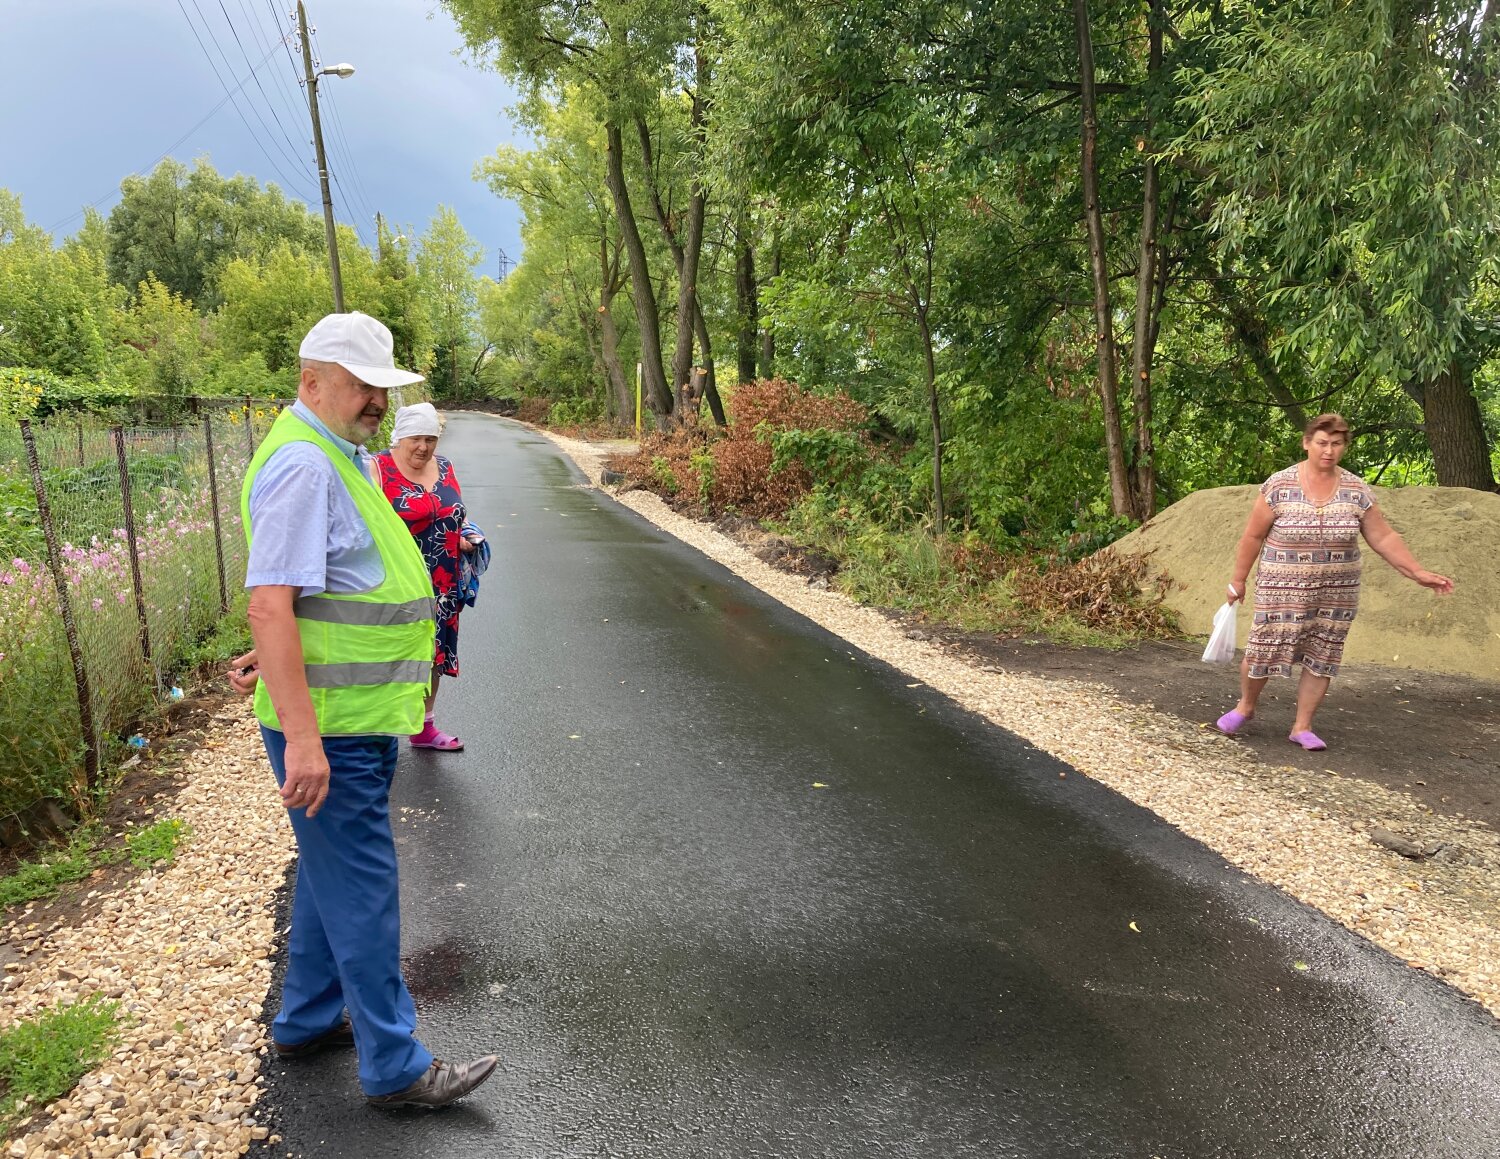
xmin=635 ymin=362 xmax=643 ymax=437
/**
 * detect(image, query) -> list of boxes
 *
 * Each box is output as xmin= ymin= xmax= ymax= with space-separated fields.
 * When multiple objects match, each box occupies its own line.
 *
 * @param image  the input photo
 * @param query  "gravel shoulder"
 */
xmin=1 ymin=700 xmax=292 ymax=1158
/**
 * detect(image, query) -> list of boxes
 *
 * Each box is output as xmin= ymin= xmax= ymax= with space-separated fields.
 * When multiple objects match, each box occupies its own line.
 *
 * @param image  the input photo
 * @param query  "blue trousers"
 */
xmin=261 ymin=727 xmax=433 ymax=1096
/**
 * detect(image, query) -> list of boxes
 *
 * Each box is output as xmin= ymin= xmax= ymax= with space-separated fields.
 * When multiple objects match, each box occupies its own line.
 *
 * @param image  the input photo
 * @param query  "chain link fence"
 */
xmin=0 ymin=399 xmax=289 ymax=836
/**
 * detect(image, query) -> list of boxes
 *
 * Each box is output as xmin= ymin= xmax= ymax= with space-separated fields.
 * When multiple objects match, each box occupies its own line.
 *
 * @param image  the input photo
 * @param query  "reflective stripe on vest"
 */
xmin=304 ymin=659 xmax=435 ymax=689
xmin=294 ymin=594 xmax=436 ymax=627
xmin=242 ymin=410 xmax=435 ymax=736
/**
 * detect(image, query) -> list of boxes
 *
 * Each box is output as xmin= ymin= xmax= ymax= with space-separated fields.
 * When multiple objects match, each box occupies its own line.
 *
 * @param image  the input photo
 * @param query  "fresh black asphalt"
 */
xmin=250 ymin=412 xmax=1500 ymax=1157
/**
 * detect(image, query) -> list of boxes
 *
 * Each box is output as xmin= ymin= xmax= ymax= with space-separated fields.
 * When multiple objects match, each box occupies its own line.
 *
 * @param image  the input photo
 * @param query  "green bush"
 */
xmin=29 ymin=374 xmax=137 ymax=420
xmin=649 ymin=455 xmax=680 ymax=494
xmin=549 ymin=395 xmax=603 ymax=428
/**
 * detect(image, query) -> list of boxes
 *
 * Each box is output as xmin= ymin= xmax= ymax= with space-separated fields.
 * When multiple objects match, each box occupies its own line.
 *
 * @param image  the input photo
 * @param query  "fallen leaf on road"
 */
xmin=1129 ymin=921 xmax=1140 ymax=933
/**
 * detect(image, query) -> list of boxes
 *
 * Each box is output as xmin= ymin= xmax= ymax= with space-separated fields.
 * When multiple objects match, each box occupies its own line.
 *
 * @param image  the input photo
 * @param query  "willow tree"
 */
xmin=477 ymin=94 xmax=636 ymax=419
xmin=444 ymin=0 xmax=698 ymax=424
xmin=1178 ymin=0 xmax=1500 ymax=491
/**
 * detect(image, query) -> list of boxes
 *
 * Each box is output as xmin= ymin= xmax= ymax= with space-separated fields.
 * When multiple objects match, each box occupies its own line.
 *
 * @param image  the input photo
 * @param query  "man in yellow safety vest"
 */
xmin=229 ymin=312 xmax=496 ymax=1108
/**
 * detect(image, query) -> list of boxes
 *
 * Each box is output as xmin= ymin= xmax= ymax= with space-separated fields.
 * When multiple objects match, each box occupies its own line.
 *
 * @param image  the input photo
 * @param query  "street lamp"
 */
xmin=298 ymin=2 xmax=353 ymax=311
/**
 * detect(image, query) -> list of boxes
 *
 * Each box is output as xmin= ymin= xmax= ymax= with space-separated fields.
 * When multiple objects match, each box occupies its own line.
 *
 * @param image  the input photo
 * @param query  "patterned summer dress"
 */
xmin=1245 ymin=465 xmax=1374 ymax=679
xmin=374 ymin=452 xmax=467 ymax=677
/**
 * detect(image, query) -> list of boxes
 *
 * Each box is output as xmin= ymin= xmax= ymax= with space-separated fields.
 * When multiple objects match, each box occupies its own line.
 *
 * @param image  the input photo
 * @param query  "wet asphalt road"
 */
xmin=251 ymin=413 xmax=1500 ymax=1158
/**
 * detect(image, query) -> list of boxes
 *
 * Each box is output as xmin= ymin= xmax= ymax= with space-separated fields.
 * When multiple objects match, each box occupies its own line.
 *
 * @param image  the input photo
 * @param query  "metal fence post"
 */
xmin=21 ymin=420 xmax=100 ymax=794
xmin=112 ymin=427 xmax=155 ymax=678
xmin=203 ymin=414 xmax=229 ymax=613
xmin=76 ymin=421 xmax=85 ymax=468
xmin=244 ymin=395 xmax=256 ymax=456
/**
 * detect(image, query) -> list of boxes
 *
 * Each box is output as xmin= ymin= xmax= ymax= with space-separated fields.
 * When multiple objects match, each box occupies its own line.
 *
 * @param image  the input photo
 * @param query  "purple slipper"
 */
xmin=1216 ymin=710 xmax=1251 ymax=736
xmin=1288 ymin=730 xmax=1326 ymax=751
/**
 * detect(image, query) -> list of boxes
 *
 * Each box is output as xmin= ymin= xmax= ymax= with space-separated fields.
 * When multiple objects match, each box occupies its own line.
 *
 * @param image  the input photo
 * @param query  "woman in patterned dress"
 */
xmin=376 ymin=403 xmax=481 ymax=752
xmin=1215 ymin=413 xmax=1453 ymax=751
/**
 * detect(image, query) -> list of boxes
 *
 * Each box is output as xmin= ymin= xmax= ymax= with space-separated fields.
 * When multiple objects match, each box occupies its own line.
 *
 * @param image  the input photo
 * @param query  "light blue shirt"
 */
xmin=244 ymin=401 xmax=386 ymax=595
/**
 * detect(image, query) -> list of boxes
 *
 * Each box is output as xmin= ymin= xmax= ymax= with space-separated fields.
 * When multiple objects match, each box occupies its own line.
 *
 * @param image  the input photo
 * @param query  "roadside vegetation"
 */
xmin=604 ymin=380 xmax=1179 ymax=646
xmin=0 ymin=818 xmax=192 ymax=913
xmin=0 ymin=997 xmax=121 ymax=1138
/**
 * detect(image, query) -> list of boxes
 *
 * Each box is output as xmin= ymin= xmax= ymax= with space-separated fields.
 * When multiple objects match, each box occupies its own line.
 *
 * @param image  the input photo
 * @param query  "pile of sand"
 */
xmin=1112 ymin=484 xmax=1500 ymax=681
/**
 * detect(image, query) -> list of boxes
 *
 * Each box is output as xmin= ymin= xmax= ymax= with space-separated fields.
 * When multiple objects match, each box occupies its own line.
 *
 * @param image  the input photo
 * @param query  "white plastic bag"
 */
xmin=1201 ymin=597 xmax=1239 ymax=664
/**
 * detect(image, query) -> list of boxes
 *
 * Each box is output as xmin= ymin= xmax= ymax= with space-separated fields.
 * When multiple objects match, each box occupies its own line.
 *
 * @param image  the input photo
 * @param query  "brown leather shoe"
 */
xmin=366 ymin=1056 xmax=498 ymax=1109
xmin=272 ymin=1017 xmax=355 ymax=1059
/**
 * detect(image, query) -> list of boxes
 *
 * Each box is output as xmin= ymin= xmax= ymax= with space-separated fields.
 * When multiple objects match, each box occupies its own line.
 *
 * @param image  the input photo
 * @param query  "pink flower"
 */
xmin=91 ymin=598 xmax=103 ymax=611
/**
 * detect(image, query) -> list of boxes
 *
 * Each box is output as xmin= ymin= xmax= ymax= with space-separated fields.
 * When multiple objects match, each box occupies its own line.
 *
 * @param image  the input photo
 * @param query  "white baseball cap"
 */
xmin=299 ymin=311 xmax=426 ymax=389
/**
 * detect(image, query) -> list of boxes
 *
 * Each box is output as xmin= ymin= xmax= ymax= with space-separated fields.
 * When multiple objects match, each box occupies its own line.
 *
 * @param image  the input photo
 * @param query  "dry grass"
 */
xmin=1009 ymin=549 xmax=1180 ymax=638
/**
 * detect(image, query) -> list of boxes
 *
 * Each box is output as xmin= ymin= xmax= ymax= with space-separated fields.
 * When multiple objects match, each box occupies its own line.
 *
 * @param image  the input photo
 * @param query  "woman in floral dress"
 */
xmin=1215 ymin=413 xmax=1454 ymax=751
xmin=375 ymin=403 xmax=481 ymax=751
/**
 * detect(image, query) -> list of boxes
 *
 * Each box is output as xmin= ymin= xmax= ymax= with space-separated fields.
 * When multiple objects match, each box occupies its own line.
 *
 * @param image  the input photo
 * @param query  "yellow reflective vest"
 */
xmin=241 ymin=410 xmax=435 ymax=736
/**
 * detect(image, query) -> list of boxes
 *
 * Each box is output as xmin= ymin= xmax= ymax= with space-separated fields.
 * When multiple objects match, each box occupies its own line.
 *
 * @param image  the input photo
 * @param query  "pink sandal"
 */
xmin=410 ymin=724 xmax=464 ymax=751
xmin=1288 ymin=730 xmax=1326 ymax=752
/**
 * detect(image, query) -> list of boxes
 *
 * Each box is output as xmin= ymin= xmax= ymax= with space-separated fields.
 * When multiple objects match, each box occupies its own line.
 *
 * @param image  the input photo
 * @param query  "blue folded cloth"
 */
xmin=458 ymin=521 xmax=490 ymax=608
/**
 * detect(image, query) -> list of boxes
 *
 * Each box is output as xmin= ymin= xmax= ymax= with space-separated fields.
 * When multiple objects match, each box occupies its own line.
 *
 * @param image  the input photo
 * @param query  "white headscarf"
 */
xmin=392 ymin=402 xmax=442 ymax=443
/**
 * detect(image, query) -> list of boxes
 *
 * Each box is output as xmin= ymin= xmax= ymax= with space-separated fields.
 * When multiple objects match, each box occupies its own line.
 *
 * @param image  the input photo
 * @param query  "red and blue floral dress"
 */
xmin=373 ymin=452 xmax=466 ymax=677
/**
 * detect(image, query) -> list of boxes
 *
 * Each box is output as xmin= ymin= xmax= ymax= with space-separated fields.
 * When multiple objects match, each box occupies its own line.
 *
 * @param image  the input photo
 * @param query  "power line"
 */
xmin=317 ymin=84 xmax=378 ymax=231
xmin=329 ymin=170 xmax=371 ymax=250
xmin=213 ymin=0 xmax=313 ymax=176
xmin=44 ymin=39 xmax=288 ymax=234
xmin=267 ymin=0 xmax=312 ymax=121
xmin=310 ymin=28 xmax=379 ymax=231
xmin=173 ymin=0 xmax=316 ymax=199
xmin=186 ymin=0 xmax=313 ymax=185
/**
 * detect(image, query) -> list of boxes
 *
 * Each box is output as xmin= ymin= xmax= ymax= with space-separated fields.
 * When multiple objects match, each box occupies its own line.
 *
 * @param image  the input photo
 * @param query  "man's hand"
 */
xmin=228 ymin=649 xmax=259 ymax=695
xmin=281 ymin=737 xmax=332 ymax=817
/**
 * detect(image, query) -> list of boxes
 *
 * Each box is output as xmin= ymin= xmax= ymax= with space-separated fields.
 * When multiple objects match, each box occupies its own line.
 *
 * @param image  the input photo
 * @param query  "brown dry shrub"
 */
xmin=728 ymin=378 xmax=867 ymax=433
xmin=515 ymin=397 xmax=552 ymax=425
xmin=1008 ymin=549 xmax=1179 ymax=637
xmin=605 ymin=429 xmax=710 ymax=503
xmin=605 ymin=379 xmax=868 ymax=520
xmin=707 ymin=435 xmax=811 ymax=518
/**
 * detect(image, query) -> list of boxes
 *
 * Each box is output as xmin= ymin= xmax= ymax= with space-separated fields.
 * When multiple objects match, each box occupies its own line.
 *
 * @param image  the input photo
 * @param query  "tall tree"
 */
xmin=477 ymin=93 xmax=636 ymax=418
xmin=1074 ymin=0 xmax=1133 ymax=519
xmin=416 ymin=206 xmax=484 ymax=402
xmin=1178 ymin=0 xmax=1500 ymax=491
xmin=443 ymin=0 xmax=693 ymax=423
xmin=105 ymin=158 xmax=323 ymax=309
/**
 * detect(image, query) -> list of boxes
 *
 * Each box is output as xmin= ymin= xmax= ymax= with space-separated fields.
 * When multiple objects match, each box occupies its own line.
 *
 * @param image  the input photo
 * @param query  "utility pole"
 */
xmin=298 ymin=1 xmax=344 ymax=312
xmin=375 ymin=211 xmax=385 ymax=262
xmin=497 ymin=247 xmax=512 ymax=279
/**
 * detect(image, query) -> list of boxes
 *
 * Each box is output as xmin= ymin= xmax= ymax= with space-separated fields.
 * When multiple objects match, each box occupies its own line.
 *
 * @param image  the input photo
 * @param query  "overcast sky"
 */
xmin=0 ymin=0 xmax=524 ymax=273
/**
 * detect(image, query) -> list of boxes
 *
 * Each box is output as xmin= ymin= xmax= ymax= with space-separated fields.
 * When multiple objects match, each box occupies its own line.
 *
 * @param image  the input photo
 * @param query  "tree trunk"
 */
xmin=692 ymin=297 xmax=726 ymax=425
xmin=1420 ymin=359 xmax=1497 ymax=490
xmin=1127 ymin=0 xmax=1164 ymax=520
xmin=599 ymin=307 xmax=632 ymax=423
xmin=735 ymin=215 xmax=758 ymax=385
xmin=1075 ymin=0 xmax=1133 ymax=519
xmin=604 ymin=120 xmax=672 ymax=419
xmin=759 ymin=228 xmax=780 ymax=379
xmin=917 ymin=306 xmax=945 ymax=534
xmin=672 ymin=48 xmax=711 ymax=425
xmin=598 ymin=238 xmax=632 ymax=422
